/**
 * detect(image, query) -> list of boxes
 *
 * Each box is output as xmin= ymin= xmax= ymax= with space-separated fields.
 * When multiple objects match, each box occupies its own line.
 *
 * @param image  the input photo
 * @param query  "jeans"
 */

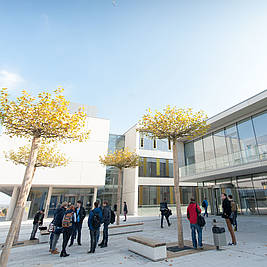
xmin=30 ymin=223 xmax=39 ymax=239
xmin=49 ymin=232 xmax=54 ymax=249
xmin=190 ymin=224 xmax=203 ymax=248
xmin=62 ymin=228 xmax=73 ymax=253
xmin=51 ymin=233 xmax=60 ymax=251
xmin=90 ymin=229 xmax=100 ymax=252
xmin=204 ymin=207 xmax=208 ymax=217
xmin=102 ymin=223 xmax=109 ymax=245
xmin=232 ymin=211 xmax=237 ymax=230
xmin=70 ymin=222 xmax=83 ymax=244
xmin=161 ymin=214 xmax=170 ymax=227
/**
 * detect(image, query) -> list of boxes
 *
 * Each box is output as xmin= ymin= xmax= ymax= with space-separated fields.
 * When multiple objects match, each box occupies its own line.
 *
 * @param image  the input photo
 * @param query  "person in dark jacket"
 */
xmin=160 ymin=199 xmax=171 ymax=228
xmin=187 ymin=198 xmax=202 ymax=249
xmin=60 ymin=205 xmax=75 ymax=257
xmin=123 ymin=202 xmax=128 ymax=222
xmin=69 ymin=200 xmax=86 ymax=246
xmin=30 ymin=209 xmax=44 ymax=240
xmin=88 ymin=202 xmax=103 ymax=253
xmin=221 ymin=193 xmax=237 ymax=245
xmin=51 ymin=202 xmax=68 ymax=254
xmin=99 ymin=201 xmax=111 ymax=248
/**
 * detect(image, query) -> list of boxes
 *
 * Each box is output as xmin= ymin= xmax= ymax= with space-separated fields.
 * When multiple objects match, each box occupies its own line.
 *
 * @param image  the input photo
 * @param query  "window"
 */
xmin=202 ymin=134 xmax=216 ymax=170
xmin=237 ymin=118 xmax=258 ymax=162
xmin=225 ymin=124 xmax=241 ymax=165
xmin=184 ymin=142 xmax=195 ymax=165
xmin=252 ymin=111 xmax=267 ymax=159
xmin=252 ymin=173 xmax=267 ymax=215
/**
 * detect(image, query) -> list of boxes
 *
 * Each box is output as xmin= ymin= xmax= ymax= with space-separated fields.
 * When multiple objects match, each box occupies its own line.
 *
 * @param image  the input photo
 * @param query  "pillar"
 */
xmin=6 ymin=186 xmax=19 ymax=221
xmin=44 ymin=186 xmax=53 ymax=219
xmin=93 ymin=187 xmax=97 ymax=204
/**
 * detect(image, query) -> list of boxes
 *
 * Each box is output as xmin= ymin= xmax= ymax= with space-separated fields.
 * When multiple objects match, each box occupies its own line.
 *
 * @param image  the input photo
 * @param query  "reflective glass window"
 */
xmin=193 ymin=139 xmax=204 ymax=163
xmin=237 ymin=119 xmax=258 ymax=162
xmin=225 ymin=124 xmax=241 ymax=165
xmin=252 ymin=173 xmax=267 ymax=215
xmin=252 ymin=111 xmax=267 ymax=159
xmin=184 ymin=142 xmax=195 ymax=165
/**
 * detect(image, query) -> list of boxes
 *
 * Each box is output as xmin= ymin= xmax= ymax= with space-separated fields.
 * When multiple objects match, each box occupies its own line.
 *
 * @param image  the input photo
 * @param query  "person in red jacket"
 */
xmin=187 ymin=198 xmax=203 ymax=249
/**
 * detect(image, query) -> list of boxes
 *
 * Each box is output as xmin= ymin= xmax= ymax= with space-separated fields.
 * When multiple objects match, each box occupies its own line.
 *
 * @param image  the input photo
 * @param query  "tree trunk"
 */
xmin=0 ymin=136 xmax=40 ymax=267
xmin=172 ymin=140 xmax=184 ymax=248
xmin=13 ymin=166 xmax=37 ymax=245
xmin=116 ymin=169 xmax=123 ymax=225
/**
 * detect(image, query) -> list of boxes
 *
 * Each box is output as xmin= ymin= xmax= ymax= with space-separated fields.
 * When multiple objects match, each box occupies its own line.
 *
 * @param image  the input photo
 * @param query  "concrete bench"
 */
xmin=127 ymin=235 xmax=167 ymax=261
xmin=108 ymin=222 xmax=144 ymax=236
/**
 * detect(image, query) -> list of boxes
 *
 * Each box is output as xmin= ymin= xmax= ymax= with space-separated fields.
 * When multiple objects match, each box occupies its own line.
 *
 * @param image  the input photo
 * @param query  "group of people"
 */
xmin=159 ymin=194 xmax=238 ymax=249
xmin=30 ymin=199 xmax=115 ymax=257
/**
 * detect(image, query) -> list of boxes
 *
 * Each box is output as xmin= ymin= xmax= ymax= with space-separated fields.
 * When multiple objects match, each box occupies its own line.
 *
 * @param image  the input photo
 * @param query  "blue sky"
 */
xmin=1 ymin=0 xmax=267 ymax=135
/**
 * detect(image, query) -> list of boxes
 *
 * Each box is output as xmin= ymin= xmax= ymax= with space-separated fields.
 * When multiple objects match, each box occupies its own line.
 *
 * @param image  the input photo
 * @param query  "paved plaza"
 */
xmin=0 ymin=215 xmax=266 ymax=267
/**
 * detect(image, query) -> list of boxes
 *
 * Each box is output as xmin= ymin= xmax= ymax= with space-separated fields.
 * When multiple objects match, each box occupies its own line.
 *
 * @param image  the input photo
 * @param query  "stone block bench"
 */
xmin=127 ymin=235 xmax=167 ymax=261
xmin=108 ymin=222 xmax=144 ymax=236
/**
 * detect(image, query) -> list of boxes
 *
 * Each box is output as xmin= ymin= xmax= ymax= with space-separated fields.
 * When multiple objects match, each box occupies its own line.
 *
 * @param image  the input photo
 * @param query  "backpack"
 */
xmin=92 ymin=211 xmax=101 ymax=228
xmin=196 ymin=204 xmax=206 ymax=227
xmin=110 ymin=210 xmax=115 ymax=224
xmin=62 ymin=212 xmax=73 ymax=228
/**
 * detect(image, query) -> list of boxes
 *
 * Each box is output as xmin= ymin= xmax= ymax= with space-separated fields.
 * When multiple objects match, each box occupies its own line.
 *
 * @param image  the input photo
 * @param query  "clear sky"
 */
xmin=1 ymin=0 xmax=267 ymax=136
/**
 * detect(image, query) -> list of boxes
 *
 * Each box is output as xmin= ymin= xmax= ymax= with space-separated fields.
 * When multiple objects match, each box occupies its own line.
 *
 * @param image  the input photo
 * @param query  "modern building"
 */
xmin=1 ymin=90 xmax=267 ymax=219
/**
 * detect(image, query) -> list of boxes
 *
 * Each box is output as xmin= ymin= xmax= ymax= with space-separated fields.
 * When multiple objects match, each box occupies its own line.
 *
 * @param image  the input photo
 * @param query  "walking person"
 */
xmin=187 ymin=198 xmax=203 ymax=249
xmin=51 ymin=202 xmax=68 ymax=255
xmin=88 ymin=202 xmax=103 ymax=253
xmin=60 ymin=205 xmax=75 ymax=257
xmin=30 ymin=209 xmax=44 ymax=240
xmin=228 ymin=195 xmax=238 ymax=231
xmin=160 ymin=198 xmax=171 ymax=228
xmin=123 ymin=202 xmax=128 ymax=222
xmin=221 ymin=193 xmax=237 ymax=245
xmin=99 ymin=201 xmax=111 ymax=248
xmin=202 ymin=197 xmax=209 ymax=217
xmin=69 ymin=200 xmax=86 ymax=246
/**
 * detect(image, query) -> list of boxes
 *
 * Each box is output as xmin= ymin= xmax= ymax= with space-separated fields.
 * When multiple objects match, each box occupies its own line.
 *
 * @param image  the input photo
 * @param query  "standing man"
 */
xmin=88 ymin=202 xmax=103 ymax=254
xmin=160 ymin=198 xmax=171 ymax=228
xmin=30 ymin=209 xmax=44 ymax=240
xmin=99 ymin=201 xmax=111 ymax=248
xmin=228 ymin=195 xmax=238 ymax=231
xmin=51 ymin=202 xmax=68 ymax=255
xmin=187 ymin=198 xmax=203 ymax=249
xmin=69 ymin=200 xmax=86 ymax=246
xmin=221 ymin=193 xmax=237 ymax=245
xmin=202 ymin=197 xmax=209 ymax=217
xmin=123 ymin=202 xmax=128 ymax=222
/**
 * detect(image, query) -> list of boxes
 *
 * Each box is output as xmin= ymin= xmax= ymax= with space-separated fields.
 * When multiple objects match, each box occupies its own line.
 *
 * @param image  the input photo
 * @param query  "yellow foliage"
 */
xmin=99 ymin=148 xmax=139 ymax=170
xmin=137 ymin=105 xmax=209 ymax=141
xmin=0 ymin=88 xmax=90 ymax=142
xmin=4 ymin=144 xmax=69 ymax=168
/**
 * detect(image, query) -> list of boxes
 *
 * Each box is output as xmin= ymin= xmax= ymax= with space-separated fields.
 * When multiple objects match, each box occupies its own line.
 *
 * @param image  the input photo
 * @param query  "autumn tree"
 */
xmin=138 ymin=106 xmax=208 ymax=248
xmin=0 ymin=88 xmax=90 ymax=267
xmin=4 ymin=144 xmax=70 ymax=243
xmin=99 ymin=148 xmax=139 ymax=225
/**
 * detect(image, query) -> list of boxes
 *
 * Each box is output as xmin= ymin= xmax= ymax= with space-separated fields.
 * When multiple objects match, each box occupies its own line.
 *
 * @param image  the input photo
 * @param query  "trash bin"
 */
xmin=212 ymin=220 xmax=227 ymax=250
xmin=38 ymin=226 xmax=50 ymax=244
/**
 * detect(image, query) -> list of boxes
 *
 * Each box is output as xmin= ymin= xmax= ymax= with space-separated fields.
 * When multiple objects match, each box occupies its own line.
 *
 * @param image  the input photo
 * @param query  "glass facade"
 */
xmin=183 ymin=110 xmax=267 ymax=176
xmin=138 ymin=185 xmax=197 ymax=206
xmin=139 ymin=157 xmax=173 ymax=178
xmin=197 ymin=172 xmax=267 ymax=216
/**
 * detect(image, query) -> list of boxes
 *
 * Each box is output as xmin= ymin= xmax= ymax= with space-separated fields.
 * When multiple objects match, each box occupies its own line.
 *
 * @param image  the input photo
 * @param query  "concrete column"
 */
xmin=92 ymin=187 xmax=98 ymax=204
xmin=44 ymin=186 xmax=53 ymax=219
xmin=6 ymin=186 xmax=19 ymax=221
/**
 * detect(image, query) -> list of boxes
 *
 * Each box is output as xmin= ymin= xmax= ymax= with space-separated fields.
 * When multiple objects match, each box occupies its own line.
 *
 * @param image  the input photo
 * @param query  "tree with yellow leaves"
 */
xmin=0 ymin=88 xmax=90 ymax=267
xmin=99 ymin=148 xmax=139 ymax=225
xmin=138 ymin=106 xmax=208 ymax=248
xmin=4 ymin=144 xmax=70 ymax=243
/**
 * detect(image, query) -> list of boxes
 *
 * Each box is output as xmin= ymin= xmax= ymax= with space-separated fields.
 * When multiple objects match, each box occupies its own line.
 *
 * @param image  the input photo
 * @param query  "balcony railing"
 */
xmin=180 ymin=144 xmax=267 ymax=177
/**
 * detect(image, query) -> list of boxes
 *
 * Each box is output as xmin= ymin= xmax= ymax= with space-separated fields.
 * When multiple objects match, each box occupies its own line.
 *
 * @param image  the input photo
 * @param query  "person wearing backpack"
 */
xmin=88 ymin=201 xmax=103 ymax=253
xmin=99 ymin=201 xmax=111 ymax=248
xmin=228 ymin=195 xmax=238 ymax=231
xmin=221 ymin=193 xmax=237 ymax=245
xmin=202 ymin=197 xmax=209 ymax=217
xmin=51 ymin=202 xmax=68 ymax=255
xmin=187 ymin=198 xmax=203 ymax=249
xmin=160 ymin=199 xmax=171 ymax=228
xmin=60 ymin=205 xmax=75 ymax=257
